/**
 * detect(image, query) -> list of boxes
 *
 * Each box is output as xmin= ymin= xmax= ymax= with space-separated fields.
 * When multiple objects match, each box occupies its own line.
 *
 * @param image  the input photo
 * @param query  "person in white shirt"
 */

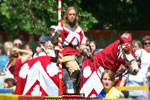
xmin=142 ymin=35 xmax=150 ymax=54
xmin=33 ymin=36 xmax=55 ymax=58
xmin=125 ymin=40 xmax=149 ymax=99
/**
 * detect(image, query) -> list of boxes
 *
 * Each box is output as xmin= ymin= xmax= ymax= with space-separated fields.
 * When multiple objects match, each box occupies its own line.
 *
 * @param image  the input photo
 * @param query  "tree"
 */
xmin=0 ymin=0 xmax=98 ymax=36
xmin=81 ymin=0 xmax=150 ymax=30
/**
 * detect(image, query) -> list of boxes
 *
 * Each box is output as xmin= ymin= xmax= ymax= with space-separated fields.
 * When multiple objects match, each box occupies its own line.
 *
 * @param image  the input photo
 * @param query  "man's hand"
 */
xmin=13 ymin=47 xmax=20 ymax=53
xmin=86 ymin=52 xmax=92 ymax=58
xmin=40 ymin=44 xmax=46 ymax=53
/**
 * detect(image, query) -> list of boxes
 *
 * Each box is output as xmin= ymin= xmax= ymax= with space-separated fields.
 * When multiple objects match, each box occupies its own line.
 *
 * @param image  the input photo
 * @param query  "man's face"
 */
xmin=43 ymin=41 xmax=50 ymax=49
xmin=13 ymin=39 xmax=22 ymax=48
xmin=144 ymin=40 xmax=150 ymax=53
xmin=67 ymin=9 xmax=76 ymax=23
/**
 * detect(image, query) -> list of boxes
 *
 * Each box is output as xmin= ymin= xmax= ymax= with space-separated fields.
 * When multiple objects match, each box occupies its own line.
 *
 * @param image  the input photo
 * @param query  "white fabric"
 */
xmin=62 ymin=26 xmax=86 ymax=46
xmin=33 ymin=50 xmax=56 ymax=58
xmin=47 ymin=50 xmax=56 ymax=57
xmin=33 ymin=51 xmax=46 ymax=58
xmin=22 ymin=61 xmax=59 ymax=96
xmin=135 ymin=49 xmax=150 ymax=68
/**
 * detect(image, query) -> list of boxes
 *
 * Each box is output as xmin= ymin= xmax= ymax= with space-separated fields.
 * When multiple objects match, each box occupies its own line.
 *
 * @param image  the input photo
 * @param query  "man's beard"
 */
xmin=66 ymin=20 xmax=76 ymax=27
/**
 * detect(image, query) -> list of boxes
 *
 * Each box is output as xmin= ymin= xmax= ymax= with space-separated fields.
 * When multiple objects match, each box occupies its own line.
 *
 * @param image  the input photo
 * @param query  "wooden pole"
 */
xmin=58 ymin=0 xmax=63 ymax=96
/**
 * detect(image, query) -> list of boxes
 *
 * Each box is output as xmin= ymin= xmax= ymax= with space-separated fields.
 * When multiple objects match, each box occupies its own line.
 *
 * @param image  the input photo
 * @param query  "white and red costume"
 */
xmin=60 ymin=24 xmax=86 ymax=56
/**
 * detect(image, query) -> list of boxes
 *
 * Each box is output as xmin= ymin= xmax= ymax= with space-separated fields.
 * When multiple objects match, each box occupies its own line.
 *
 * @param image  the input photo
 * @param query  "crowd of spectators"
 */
xmin=0 ymin=31 xmax=150 ymax=99
xmin=0 ymin=25 xmax=58 ymax=91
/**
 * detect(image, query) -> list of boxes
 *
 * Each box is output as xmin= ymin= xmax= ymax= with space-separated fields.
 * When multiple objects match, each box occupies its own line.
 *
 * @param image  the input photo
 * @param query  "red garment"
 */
xmin=60 ymin=24 xmax=86 ymax=56
xmin=9 ymin=58 xmax=22 ymax=81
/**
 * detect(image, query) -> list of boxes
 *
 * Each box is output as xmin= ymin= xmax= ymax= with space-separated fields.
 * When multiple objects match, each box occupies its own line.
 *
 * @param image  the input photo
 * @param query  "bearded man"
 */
xmin=57 ymin=7 xmax=89 ymax=93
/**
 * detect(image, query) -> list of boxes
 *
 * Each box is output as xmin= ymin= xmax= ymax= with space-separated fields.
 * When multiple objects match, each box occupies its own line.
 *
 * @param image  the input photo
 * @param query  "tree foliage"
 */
xmin=1 ymin=0 xmax=149 ymax=36
xmin=0 ymin=0 xmax=98 ymax=36
xmin=81 ymin=0 xmax=150 ymax=30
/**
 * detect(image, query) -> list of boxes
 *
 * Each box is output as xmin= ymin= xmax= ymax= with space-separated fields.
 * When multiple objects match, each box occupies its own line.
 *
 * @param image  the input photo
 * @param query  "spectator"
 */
xmin=22 ymin=43 xmax=33 ymax=52
xmin=132 ymin=40 xmax=142 ymax=52
xmin=50 ymin=25 xmax=57 ymax=36
xmin=89 ymin=41 xmax=97 ymax=56
xmin=142 ymin=35 xmax=150 ymax=54
xmin=20 ymin=43 xmax=33 ymax=59
xmin=0 ymin=55 xmax=9 ymax=73
xmin=33 ymin=36 xmax=55 ymax=58
xmin=85 ymin=36 xmax=90 ymax=46
xmin=132 ymin=40 xmax=142 ymax=66
xmin=0 ymin=43 xmax=9 ymax=87
xmin=143 ymin=36 xmax=150 ymax=99
xmin=1 ymin=73 xmax=16 ymax=90
xmin=133 ymin=39 xmax=150 ymax=68
xmin=40 ymin=41 xmax=56 ymax=57
xmin=49 ymin=25 xmax=59 ymax=50
xmin=8 ymin=47 xmax=33 ymax=81
xmin=3 ymin=41 xmax=13 ymax=57
xmin=0 ymin=43 xmax=10 ymax=88
xmin=13 ymin=38 xmax=23 ymax=48
xmin=124 ymin=40 xmax=148 ymax=99
xmin=97 ymin=70 xmax=124 ymax=99
xmin=89 ymin=41 xmax=103 ymax=55
xmin=0 ymin=43 xmax=10 ymax=74
xmin=33 ymin=36 xmax=49 ymax=57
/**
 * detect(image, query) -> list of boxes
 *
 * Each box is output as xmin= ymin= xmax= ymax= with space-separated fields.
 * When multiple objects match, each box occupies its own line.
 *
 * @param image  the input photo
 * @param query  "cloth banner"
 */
xmin=15 ymin=56 xmax=104 ymax=97
xmin=80 ymin=57 xmax=104 ymax=97
xmin=15 ymin=56 xmax=59 ymax=96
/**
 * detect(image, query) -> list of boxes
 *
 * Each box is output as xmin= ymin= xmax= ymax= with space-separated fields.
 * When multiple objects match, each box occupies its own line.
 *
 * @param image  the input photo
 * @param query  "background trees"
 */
xmin=0 ymin=0 xmax=98 ymax=36
xmin=0 ymin=0 xmax=150 ymax=36
xmin=81 ymin=0 xmax=150 ymax=30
